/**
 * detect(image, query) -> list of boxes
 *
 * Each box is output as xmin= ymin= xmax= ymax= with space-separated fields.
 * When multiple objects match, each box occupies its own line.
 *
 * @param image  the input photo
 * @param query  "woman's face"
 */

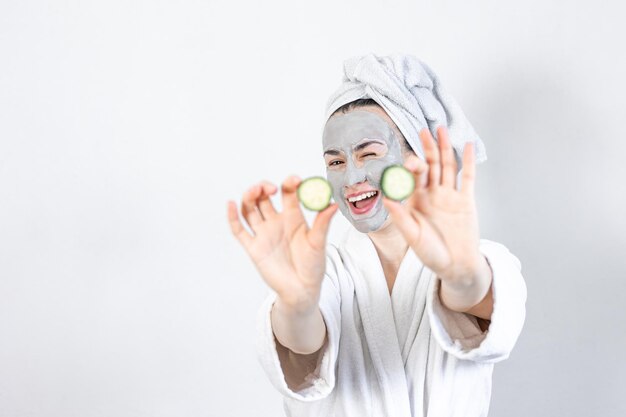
xmin=322 ymin=108 xmax=405 ymax=233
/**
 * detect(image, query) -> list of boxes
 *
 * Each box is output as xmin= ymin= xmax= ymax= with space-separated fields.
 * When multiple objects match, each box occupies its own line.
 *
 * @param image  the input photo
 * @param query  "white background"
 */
xmin=1 ymin=1 xmax=625 ymax=416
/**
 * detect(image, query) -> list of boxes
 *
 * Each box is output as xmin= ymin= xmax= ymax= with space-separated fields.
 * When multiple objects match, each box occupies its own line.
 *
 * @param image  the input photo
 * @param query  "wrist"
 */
xmin=439 ymin=254 xmax=493 ymax=311
xmin=275 ymin=289 xmax=320 ymax=315
xmin=441 ymin=252 xmax=491 ymax=288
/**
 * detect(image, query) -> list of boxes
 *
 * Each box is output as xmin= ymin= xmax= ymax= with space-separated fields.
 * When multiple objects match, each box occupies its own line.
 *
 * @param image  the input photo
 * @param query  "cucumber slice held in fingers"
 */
xmin=297 ymin=176 xmax=333 ymax=211
xmin=381 ymin=164 xmax=415 ymax=201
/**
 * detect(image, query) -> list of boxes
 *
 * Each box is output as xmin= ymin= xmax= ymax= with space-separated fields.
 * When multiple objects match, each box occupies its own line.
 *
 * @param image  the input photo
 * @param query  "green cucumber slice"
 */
xmin=381 ymin=165 xmax=415 ymax=201
xmin=297 ymin=177 xmax=333 ymax=211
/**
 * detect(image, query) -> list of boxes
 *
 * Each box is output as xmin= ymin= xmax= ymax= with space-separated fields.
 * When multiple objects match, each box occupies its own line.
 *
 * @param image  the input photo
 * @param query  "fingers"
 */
xmin=239 ymin=180 xmax=278 ymax=234
xmin=227 ymin=200 xmax=253 ymax=249
xmin=257 ymin=180 xmax=278 ymax=219
xmin=231 ymin=176 xmax=338 ymax=250
xmin=241 ymin=184 xmax=264 ymax=229
xmin=460 ymin=142 xmax=476 ymax=196
xmin=403 ymin=154 xmax=429 ymax=189
xmin=308 ymin=203 xmax=339 ymax=250
xmin=281 ymin=175 xmax=302 ymax=211
xmin=402 ymin=154 xmax=428 ymax=210
xmin=437 ymin=127 xmax=458 ymax=189
xmin=281 ymin=175 xmax=307 ymax=238
xmin=419 ymin=128 xmax=441 ymax=187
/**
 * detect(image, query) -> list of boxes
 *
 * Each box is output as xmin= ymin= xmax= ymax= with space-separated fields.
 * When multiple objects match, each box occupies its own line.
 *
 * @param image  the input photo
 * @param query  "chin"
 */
xmin=351 ymin=211 xmax=390 ymax=234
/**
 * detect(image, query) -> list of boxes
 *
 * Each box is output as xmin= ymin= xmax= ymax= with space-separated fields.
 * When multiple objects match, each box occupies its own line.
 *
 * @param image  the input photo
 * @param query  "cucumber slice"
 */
xmin=297 ymin=177 xmax=333 ymax=211
xmin=381 ymin=165 xmax=415 ymax=201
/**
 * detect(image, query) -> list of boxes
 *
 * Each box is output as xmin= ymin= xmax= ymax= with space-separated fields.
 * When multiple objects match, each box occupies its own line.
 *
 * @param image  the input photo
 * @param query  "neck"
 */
xmin=366 ymin=217 xmax=409 ymax=267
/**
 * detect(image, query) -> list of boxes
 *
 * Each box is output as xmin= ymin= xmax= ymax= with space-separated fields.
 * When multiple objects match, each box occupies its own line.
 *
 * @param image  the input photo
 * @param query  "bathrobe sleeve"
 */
xmin=426 ymin=239 xmax=527 ymax=363
xmin=255 ymin=253 xmax=342 ymax=401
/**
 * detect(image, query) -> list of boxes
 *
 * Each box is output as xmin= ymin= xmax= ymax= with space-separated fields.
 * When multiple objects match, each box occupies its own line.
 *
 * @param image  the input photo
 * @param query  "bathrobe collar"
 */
xmin=337 ymin=226 xmax=426 ymax=417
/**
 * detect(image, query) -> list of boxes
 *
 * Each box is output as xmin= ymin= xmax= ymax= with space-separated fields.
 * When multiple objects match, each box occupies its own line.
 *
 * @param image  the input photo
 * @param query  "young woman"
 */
xmin=227 ymin=55 xmax=527 ymax=417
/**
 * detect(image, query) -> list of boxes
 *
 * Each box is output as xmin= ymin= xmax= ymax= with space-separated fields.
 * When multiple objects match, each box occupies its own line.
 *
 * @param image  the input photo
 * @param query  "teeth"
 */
xmin=347 ymin=191 xmax=378 ymax=202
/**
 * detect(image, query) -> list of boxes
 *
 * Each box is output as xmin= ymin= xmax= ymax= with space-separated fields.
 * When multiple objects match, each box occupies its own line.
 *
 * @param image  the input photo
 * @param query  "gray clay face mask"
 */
xmin=322 ymin=110 xmax=405 ymax=233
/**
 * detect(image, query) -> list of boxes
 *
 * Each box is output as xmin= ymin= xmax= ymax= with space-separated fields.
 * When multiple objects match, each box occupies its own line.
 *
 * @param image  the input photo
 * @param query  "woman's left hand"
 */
xmin=382 ymin=126 xmax=490 ymax=288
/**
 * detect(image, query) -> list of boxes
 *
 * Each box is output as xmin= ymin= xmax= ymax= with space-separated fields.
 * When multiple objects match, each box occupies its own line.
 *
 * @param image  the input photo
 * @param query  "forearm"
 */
xmin=270 ymin=296 xmax=327 ymax=355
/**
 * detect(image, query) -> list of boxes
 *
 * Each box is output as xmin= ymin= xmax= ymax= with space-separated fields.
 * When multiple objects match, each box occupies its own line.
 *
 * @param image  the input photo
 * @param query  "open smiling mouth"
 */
xmin=346 ymin=190 xmax=380 ymax=215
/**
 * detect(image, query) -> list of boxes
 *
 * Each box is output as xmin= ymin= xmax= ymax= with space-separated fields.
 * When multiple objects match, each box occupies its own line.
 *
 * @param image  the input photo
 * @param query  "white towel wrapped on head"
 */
xmin=324 ymin=53 xmax=487 ymax=170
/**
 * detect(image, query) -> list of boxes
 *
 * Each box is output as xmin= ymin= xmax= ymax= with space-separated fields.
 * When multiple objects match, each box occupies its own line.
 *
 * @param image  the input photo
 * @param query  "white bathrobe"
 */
xmin=255 ymin=226 xmax=527 ymax=417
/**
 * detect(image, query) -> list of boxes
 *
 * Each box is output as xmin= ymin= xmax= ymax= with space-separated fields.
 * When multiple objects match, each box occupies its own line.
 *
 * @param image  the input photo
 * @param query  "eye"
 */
xmin=362 ymin=153 xmax=377 ymax=157
xmin=329 ymin=160 xmax=344 ymax=166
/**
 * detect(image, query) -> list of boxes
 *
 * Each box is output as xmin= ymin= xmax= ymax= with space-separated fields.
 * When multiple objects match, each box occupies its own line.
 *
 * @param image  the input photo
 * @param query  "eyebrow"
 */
xmin=353 ymin=139 xmax=385 ymax=152
xmin=323 ymin=139 xmax=385 ymax=157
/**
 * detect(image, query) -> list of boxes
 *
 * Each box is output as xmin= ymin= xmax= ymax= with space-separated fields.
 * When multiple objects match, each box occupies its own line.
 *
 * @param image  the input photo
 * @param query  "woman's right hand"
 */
xmin=227 ymin=176 xmax=339 ymax=312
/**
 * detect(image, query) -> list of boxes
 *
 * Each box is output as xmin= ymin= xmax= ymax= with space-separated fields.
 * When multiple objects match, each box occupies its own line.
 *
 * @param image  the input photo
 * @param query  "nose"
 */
xmin=344 ymin=179 xmax=370 ymax=195
xmin=345 ymin=156 xmax=368 ymax=186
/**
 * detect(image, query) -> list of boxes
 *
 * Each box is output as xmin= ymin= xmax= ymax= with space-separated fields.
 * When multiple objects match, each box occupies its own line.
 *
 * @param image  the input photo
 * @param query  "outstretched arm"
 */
xmin=227 ymin=176 xmax=338 ymax=353
xmin=383 ymin=126 xmax=494 ymax=322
